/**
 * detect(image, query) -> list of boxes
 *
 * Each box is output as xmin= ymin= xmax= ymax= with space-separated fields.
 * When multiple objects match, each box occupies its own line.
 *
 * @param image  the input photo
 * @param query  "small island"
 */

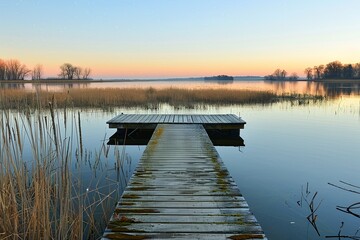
xmin=204 ymin=75 xmax=234 ymax=81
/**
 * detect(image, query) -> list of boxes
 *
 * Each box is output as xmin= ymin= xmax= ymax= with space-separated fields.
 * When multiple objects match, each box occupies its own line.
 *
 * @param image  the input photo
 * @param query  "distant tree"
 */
xmin=58 ymin=64 xmax=91 ymax=80
xmin=273 ymin=69 xmax=282 ymax=79
xmin=342 ymin=64 xmax=354 ymax=79
xmin=264 ymin=75 xmax=274 ymax=80
xmin=0 ymin=59 xmax=6 ymax=80
xmin=304 ymin=67 xmax=313 ymax=80
xmin=324 ymin=61 xmax=343 ymax=79
xmin=74 ymin=66 xmax=82 ymax=79
xmin=82 ymin=67 xmax=91 ymax=79
xmin=265 ymin=69 xmax=287 ymax=80
xmin=288 ymin=72 xmax=299 ymax=80
xmin=5 ymin=59 xmax=30 ymax=80
xmin=313 ymin=65 xmax=324 ymax=80
xmin=354 ymin=63 xmax=360 ymax=79
xmin=59 ymin=63 xmax=75 ymax=80
xmin=32 ymin=64 xmax=43 ymax=80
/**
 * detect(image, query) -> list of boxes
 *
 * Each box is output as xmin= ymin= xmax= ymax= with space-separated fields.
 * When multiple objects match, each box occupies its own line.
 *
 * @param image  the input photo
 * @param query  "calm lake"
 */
xmin=2 ymin=79 xmax=360 ymax=239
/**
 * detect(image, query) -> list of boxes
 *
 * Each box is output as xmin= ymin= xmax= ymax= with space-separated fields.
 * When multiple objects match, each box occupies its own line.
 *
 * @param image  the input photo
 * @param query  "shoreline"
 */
xmin=1 ymin=78 xmax=360 ymax=84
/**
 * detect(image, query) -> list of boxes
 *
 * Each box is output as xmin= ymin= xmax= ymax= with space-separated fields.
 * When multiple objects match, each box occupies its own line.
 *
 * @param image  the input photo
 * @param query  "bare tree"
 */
xmin=5 ymin=59 xmax=30 ymax=80
xmin=5 ymin=59 xmax=19 ymax=80
xmin=265 ymin=68 xmax=287 ymax=80
xmin=0 ymin=59 xmax=6 ymax=80
xmin=18 ymin=65 xmax=31 ymax=80
xmin=82 ymin=68 xmax=91 ymax=79
xmin=288 ymin=72 xmax=299 ymax=80
xmin=354 ymin=63 xmax=360 ymax=79
xmin=59 ymin=63 xmax=75 ymax=79
xmin=273 ymin=69 xmax=282 ymax=79
xmin=304 ymin=67 xmax=313 ymax=80
xmin=74 ymin=67 xmax=82 ymax=80
xmin=32 ymin=64 xmax=43 ymax=80
xmin=59 ymin=64 xmax=91 ymax=80
xmin=313 ymin=65 xmax=324 ymax=80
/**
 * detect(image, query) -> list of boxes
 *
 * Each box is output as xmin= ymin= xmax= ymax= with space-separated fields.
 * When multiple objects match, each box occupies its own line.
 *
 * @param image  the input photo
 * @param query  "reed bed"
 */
xmin=0 ymin=104 xmax=124 ymax=239
xmin=0 ymin=87 xmax=278 ymax=109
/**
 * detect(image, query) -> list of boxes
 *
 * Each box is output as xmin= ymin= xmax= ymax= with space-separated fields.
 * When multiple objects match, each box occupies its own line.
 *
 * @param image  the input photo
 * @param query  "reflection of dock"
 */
xmin=103 ymin=115 xmax=266 ymax=239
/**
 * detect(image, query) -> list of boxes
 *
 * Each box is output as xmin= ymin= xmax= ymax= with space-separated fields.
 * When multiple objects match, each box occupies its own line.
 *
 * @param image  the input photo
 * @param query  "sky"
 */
xmin=1 ymin=0 xmax=360 ymax=79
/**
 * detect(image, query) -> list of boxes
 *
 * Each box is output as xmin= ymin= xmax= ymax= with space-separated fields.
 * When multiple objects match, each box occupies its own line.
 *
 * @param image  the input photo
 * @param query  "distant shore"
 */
xmin=1 ymin=77 xmax=360 ymax=84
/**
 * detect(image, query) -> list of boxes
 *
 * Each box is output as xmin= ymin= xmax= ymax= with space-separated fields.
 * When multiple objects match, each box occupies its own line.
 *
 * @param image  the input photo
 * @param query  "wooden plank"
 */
xmin=103 ymin=233 xmax=267 ymax=240
xmin=173 ymin=115 xmax=179 ymax=123
xmin=107 ymin=214 xmax=258 ymax=223
xmin=117 ymin=201 xmax=248 ymax=208
xmin=228 ymin=114 xmax=242 ymax=123
xmin=140 ymin=114 xmax=151 ymax=123
xmin=112 ymin=114 xmax=126 ymax=122
xmin=124 ymin=114 xmax=137 ymax=123
xmin=148 ymin=114 xmax=157 ymax=123
xmin=154 ymin=114 xmax=161 ymax=123
xmin=169 ymin=114 xmax=175 ymax=123
xmin=105 ymin=223 xmax=263 ymax=233
xmin=116 ymin=195 xmax=244 ymax=202
xmin=159 ymin=114 xmax=166 ymax=123
xmin=113 ymin=207 xmax=253 ymax=215
xmin=164 ymin=114 xmax=171 ymax=123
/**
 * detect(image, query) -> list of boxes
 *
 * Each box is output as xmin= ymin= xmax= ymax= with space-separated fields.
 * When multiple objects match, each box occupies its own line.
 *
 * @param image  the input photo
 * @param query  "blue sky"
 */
xmin=1 ymin=0 xmax=360 ymax=78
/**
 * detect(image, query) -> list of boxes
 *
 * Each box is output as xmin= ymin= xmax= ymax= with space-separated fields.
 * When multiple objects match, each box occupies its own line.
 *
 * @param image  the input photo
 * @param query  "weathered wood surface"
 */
xmin=107 ymin=114 xmax=246 ymax=130
xmin=103 ymin=124 xmax=266 ymax=240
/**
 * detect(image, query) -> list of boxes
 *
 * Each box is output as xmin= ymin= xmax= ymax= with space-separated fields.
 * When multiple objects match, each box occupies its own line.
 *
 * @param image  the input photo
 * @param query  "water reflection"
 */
xmin=0 ymin=82 xmax=25 ymax=89
xmin=30 ymin=82 xmax=90 ymax=92
xmin=1 ymin=79 xmax=360 ymax=97
xmin=321 ymin=81 xmax=360 ymax=97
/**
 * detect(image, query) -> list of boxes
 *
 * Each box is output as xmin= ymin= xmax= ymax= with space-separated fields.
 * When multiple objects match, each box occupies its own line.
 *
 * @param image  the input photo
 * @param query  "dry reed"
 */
xmin=0 ymin=87 xmax=278 ymax=109
xmin=0 ymin=106 xmax=121 ymax=239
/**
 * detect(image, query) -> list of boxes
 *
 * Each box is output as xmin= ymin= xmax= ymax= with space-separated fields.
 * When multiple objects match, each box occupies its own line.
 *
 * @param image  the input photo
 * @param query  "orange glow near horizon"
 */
xmin=19 ymin=53 xmax=360 ymax=79
xmin=39 ymin=59 xmax=312 ymax=79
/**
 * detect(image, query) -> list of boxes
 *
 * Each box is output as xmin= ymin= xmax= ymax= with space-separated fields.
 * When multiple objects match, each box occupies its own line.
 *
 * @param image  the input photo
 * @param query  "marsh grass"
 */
xmin=0 ymin=104 xmax=124 ymax=239
xmin=0 ymin=87 xmax=280 ymax=109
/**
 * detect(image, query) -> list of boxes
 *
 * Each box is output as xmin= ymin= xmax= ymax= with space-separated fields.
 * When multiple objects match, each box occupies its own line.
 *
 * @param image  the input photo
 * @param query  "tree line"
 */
xmin=304 ymin=61 xmax=360 ymax=80
xmin=265 ymin=69 xmax=299 ymax=81
xmin=0 ymin=58 xmax=91 ymax=80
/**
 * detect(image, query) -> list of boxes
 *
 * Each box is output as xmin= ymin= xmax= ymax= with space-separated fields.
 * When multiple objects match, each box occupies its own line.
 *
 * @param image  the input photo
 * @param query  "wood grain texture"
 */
xmin=103 ymin=124 xmax=265 ymax=239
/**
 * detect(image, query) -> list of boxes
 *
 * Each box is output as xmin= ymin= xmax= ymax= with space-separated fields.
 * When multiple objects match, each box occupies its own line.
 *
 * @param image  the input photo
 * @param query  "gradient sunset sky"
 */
xmin=1 ymin=0 xmax=360 ymax=79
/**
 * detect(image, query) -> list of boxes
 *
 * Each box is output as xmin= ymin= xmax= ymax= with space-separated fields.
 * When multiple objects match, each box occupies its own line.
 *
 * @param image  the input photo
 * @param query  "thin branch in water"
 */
xmin=328 ymin=182 xmax=360 ymax=195
xmin=340 ymin=181 xmax=360 ymax=190
xmin=336 ymin=202 xmax=360 ymax=218
xmin=326 ymin=222 xmax=360 ymax=239
xmin=298 ymin=183 xmax=322 ymax=236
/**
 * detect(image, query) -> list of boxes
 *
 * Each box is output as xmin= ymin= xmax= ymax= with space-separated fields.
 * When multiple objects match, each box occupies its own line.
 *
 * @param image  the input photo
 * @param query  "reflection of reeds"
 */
xmin=327 ymin=180 xmax=360 ymax=239
xmin=298 ymin=182 xmax=322 ymax=236
xmin=0 ymin=109 xmax=119 ymax=239
xmin=1 ymin=87 xmax=279 ymax=109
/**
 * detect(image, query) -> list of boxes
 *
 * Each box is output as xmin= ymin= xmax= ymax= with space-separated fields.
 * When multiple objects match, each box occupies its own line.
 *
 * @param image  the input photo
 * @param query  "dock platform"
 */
xmin=103 ymin=123 xmax=266 ymax=239
xmin=107 ymin=114 xmax=246 ymax=130
xmin=107 ymin=114 xmax=246 ymax=146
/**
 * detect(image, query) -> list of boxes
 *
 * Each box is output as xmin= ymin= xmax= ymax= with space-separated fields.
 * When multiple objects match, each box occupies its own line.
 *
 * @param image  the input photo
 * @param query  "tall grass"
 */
xmin=0 ymin=104 xmax=125 ymax=239
xmin=0 ymin=87 xmax=278 ymax=109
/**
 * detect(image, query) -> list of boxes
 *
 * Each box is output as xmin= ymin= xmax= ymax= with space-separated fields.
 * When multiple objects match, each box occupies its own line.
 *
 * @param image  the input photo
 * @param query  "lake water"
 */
xmin=1 ymin=79 xmax=360 ymax=239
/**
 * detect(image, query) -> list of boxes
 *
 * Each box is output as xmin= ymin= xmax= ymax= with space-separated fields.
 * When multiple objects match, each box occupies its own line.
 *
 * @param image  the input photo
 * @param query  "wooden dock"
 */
xmin=103 ymin=123 xmax=266 ymax=239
